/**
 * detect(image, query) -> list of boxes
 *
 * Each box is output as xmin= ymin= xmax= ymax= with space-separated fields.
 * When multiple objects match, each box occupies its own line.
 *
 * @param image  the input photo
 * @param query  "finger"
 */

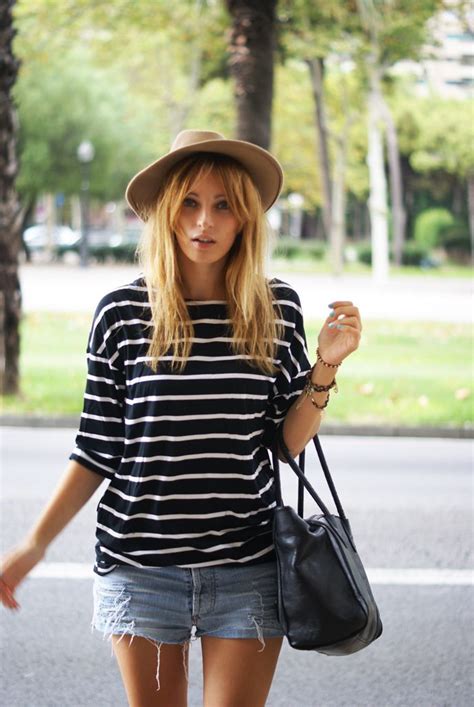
xmin=328 ymin=316 xmax=360 ymax=330
xmin=0 ymin=577 xmax=19 ymax=601
xmin=0 ymin=587 xmax=20 ymax=610
xmin=328 ymin=305 xmax=359 ymax=318
xmin=329 ymin=315 xmax=360 ymax=327
xmin=328 ymin=322 xmax=361 ymax=334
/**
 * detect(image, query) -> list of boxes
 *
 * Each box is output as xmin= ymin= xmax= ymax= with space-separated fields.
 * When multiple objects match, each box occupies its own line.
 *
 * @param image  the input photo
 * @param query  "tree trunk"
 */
xmin=168 ymin=0 xmax=205 ymax=135
xmin=306 ymin=57 xmax=332 ymax=241
xmin=468 ymin=173 xmax=474 ymax=266
xmin=330 ymin=135 xmax=347 ymax=277
xmin=452 ymin=178 xmax=464 ymax=218
xmin=226 ymin=0 xmax=277 ymax=148
xmin=353 ymin=200 xmax=362 ymax=240
xmin=0 ymin=0 xmax=22 ymax=396
xmin=367 ymin=64 xmax=390 ymax=284
xmin=380 ymin=96 xmax=406 ymax=266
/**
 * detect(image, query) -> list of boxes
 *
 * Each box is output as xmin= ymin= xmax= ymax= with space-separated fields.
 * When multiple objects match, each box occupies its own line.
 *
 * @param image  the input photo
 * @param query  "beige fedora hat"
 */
xmin=125 ymin=129 xmax=284 ymax=220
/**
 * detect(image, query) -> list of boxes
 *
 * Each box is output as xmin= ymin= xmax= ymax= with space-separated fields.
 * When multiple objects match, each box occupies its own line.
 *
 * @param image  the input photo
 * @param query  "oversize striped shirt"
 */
xmin=70 ymin=276 xmax=312 ymax=575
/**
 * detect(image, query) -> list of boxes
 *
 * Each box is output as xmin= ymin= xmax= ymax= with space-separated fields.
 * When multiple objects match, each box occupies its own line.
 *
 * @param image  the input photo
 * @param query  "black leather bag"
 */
xmin=271 ymin=428 xmax=383 ymax=655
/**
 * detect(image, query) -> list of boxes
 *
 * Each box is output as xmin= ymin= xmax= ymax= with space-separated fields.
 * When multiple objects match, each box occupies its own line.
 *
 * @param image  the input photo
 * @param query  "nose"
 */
xmin=197 ymin=205 xmax=213 ymax=229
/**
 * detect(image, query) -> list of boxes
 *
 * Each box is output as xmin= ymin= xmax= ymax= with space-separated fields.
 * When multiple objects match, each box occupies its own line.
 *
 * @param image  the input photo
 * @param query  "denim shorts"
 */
xmin=91 ymin=559 xmax=285 ymax=655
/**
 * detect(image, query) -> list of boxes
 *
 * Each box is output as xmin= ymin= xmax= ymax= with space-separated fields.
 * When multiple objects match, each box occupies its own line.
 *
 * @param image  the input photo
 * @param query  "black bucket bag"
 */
xmin=271 ymin=427 xmax=383 ymax=655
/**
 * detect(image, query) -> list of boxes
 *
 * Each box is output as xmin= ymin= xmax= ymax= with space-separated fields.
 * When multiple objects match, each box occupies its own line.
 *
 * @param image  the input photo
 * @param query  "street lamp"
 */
xmin=77 ymin=140 xmax=95 ymax=267
xmin=287 ymin=192 xmax=304 ymax=239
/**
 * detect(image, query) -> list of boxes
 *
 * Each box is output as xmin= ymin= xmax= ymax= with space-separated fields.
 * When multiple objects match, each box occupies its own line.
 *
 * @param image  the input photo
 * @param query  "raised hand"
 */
xmin=317 ymin=301 xmax=362 ymax=366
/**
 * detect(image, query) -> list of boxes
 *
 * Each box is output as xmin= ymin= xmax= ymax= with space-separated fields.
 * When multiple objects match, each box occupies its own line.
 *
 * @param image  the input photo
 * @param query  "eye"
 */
xmin=183 ymin=197 xmax=197 ymax=208
xmin=216 ymin=200 xmax=230 ymax=210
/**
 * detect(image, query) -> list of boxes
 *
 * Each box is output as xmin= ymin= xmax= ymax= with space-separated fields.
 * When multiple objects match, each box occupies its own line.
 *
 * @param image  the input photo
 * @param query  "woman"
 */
xmin=1 ymin=130 xmax=362 ymax=706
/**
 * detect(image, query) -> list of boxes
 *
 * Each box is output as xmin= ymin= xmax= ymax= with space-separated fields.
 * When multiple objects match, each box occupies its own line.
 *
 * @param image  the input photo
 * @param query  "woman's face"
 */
xmin=174 ymin=170 xmax=240 ymax=267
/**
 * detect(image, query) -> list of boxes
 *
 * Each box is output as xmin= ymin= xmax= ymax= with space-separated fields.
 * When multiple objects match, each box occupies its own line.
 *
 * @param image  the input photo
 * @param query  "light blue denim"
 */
xmin=91 ymin=559 xmax=285 ymax=655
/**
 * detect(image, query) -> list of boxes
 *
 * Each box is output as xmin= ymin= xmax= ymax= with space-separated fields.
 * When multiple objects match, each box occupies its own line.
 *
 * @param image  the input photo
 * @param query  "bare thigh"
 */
xmin=111 ymin=634 xmax=190 ymax=707
xmin=201 ymin=635 xmax=284 ymax=707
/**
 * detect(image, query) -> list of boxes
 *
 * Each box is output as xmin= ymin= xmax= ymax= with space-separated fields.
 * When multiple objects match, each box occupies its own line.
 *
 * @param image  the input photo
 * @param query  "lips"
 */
xmin=192 ymin=236 xmax=216 ymax=243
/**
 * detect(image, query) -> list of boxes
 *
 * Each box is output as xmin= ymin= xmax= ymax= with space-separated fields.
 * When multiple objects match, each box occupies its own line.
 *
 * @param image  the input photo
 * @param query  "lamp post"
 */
xmin=287 ymin=192 xmax=304 ymax=239
xmin=77 ymin=140 xmax=95 ymax=268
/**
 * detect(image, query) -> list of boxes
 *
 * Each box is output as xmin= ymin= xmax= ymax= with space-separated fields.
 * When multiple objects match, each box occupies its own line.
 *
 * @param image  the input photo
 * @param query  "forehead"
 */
xmin=187 ymin=168 xmax=226 ymax=194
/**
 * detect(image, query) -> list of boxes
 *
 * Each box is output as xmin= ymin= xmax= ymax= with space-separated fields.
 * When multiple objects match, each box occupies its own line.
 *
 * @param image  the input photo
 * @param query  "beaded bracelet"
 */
xmin=316 ymin=347 xmax=342 ymax=369
xmin=296 ymin=371 xmax=338 ymax=411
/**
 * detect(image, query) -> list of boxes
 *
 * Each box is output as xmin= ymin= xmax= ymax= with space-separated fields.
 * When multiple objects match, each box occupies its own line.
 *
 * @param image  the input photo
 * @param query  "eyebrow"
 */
xmin=186 ymin=191 xmax=227 ymax=199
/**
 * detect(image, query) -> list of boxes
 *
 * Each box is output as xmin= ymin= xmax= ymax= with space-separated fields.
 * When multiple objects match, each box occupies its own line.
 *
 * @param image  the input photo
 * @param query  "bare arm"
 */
xmin=281 ymin=299 xmax=362 ymax=460
xmin=0 ymin=460 xmax=106 ymax=609
xmin=281 ymin=359 xmax=335 ymax=459
xmin=25 ymin=459 xmax=105 ymax=549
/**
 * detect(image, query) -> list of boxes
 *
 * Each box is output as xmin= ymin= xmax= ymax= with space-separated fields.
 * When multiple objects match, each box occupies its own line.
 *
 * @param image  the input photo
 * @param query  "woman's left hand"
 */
xmin=317 ymin=301 xmax=362 ymax=366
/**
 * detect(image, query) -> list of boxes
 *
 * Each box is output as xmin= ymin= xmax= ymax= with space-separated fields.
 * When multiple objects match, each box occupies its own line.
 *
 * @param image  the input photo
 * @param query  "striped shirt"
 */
xmin=70 ymin=276 xmax=312 ymax=575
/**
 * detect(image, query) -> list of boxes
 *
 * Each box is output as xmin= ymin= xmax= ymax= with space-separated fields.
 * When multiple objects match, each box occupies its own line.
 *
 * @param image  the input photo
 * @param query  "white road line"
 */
xmin=28 ymin=563 xmax=474 ymax=586
xmin=368 ymin=568 xmax=474 ymax=586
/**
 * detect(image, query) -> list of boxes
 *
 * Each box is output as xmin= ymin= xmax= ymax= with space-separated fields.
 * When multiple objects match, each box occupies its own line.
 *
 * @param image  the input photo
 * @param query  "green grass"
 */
xmin=2 ymin=312 xmax=91 ymax=416
xmin=2 ymin=313 xmax=473 ymax=428
xmin=304 ymin=319 xmax=473 ymax=428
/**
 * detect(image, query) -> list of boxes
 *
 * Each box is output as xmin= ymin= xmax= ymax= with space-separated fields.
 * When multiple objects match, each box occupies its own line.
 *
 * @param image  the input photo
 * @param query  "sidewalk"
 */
xmin=20 ymin=262 xmax=473 ymax=323
xmin=1 ymin=415 xmax=471 ymax=439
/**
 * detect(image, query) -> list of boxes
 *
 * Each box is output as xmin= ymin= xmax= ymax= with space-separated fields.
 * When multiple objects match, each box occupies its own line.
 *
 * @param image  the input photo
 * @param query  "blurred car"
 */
xmin=23 ymin=224 xmax=81 ymax=255
xmin=22 ymin=224 xmax=142 ymax=263
xmin=86 ymin=228 xmax=142 ymax=263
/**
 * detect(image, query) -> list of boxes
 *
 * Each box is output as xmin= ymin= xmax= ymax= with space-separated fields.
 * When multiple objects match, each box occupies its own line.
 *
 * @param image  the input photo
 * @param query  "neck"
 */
xmin=178 ymin=256 xmax=227 ymax=301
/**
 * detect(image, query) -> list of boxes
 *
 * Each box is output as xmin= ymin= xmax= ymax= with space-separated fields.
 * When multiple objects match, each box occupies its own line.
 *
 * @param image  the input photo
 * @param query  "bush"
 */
xmin=355 ymin=240 xmax=433 ymax=267
xmin=399 ymin=241 xmax=432 ymax=266
xmin=414 ymin=208 xmax=455 ymax=249
xmin=272 ymin=237 xmax=326 ymax=260
xmin=439 ymin=223 xmax=472 ymax=264
xmin=355 ymin=241 xmax=372 ymax=265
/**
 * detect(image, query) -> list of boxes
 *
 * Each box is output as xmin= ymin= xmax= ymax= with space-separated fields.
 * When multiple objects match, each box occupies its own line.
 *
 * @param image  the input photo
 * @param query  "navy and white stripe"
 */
xmin=70 ymin=276 xmax=312 ymax=575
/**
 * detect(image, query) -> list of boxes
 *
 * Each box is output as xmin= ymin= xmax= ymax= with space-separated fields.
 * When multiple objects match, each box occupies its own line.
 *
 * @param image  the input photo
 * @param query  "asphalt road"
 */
xmin=1 ymin=427 xmax=473 ymax=706
xmin=19 ymin=262 xmax=473 ymax=323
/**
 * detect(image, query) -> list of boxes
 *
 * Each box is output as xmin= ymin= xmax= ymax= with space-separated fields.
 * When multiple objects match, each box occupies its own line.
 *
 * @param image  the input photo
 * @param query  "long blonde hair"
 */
xmin=136 ymin=154 xmax=283 ymax=375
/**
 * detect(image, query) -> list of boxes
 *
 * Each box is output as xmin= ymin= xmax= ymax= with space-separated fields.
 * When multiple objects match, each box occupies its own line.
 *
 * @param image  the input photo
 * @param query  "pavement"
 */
xmin=5 ymin=262 xmax=473 ymax=439
xmin=2 ymin=428 xmax=473 ymax=706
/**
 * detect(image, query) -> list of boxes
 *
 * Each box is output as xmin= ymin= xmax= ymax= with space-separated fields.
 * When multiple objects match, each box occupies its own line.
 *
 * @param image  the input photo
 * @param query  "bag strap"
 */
xmin=272 ymin=426 xmax=348 ymax=522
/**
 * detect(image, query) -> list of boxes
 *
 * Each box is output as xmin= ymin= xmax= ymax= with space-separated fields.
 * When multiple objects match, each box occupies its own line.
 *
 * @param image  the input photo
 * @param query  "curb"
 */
xmin=1 ymin=415 xmax=472 ymax=439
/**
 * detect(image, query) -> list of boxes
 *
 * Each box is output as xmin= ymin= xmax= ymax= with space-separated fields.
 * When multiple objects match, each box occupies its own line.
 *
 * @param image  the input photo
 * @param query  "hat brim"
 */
xmin=125 ymin=138 xmax=283 ymax=220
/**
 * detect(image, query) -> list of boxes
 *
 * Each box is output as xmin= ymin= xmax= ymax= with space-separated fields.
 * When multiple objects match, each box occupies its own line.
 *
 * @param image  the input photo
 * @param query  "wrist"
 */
xmin=25 ymin=532 xmax=49 ymax=556
xmin=310 ymin=360 xmax=337 ymax=385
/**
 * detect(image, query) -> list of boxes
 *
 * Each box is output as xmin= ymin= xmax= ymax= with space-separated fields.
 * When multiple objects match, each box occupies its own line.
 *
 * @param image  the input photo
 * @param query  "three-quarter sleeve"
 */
xmin=262 ymin=289 xmax=312 ymax=449
xmin=69 ymin=297 xmax=126 ymax=479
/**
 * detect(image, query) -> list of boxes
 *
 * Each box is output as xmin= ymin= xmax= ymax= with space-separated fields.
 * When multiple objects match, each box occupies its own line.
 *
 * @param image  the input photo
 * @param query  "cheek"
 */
xmin=225 ymin=217 xmax=240 ymax=242
xmin=176 ymin=214 xmax=192 ymax=234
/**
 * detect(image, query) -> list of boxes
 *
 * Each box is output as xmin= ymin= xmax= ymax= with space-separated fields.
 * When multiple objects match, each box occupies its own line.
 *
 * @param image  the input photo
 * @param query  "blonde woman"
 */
xmin=1 ymin=130 xmax=362 ymax=707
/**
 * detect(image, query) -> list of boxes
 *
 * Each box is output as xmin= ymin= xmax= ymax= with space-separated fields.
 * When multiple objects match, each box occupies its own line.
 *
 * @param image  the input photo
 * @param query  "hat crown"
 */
xmin=170 ymin=129 xmax=225 ymax=153
xmin=126 ymin=128 xmax=283 ymax=220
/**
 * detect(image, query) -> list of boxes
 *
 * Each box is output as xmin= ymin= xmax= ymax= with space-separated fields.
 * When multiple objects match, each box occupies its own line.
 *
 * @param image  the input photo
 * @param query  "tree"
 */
xmin=15 ymin=48 xmax=153 ymax=205
xmin=14 ymin=0 xmax=228 ymax=146
xmin=396 ymin=93 xmax=474 ymax=252
xmin=356 ymin=0 xmax=442 ymax=280
xmin=0 ymin=0 xmax=22 ymax=396
xmin=225 ymin=0 xmax=277 ymax=148
xmin=279 ymin=1 xmax=360 ymax=256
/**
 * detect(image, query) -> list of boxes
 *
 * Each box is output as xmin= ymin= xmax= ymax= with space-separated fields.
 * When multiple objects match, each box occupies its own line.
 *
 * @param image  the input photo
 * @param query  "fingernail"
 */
xmin=336 ymin=324 xmax=344 ymax=330
xmin=329 ymin=308 xmax=335 ymax=317
xmin=328 ymin=322 xmax=336 ymax=328
xmin=328 ymin=302 xmax=335 ymax=308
